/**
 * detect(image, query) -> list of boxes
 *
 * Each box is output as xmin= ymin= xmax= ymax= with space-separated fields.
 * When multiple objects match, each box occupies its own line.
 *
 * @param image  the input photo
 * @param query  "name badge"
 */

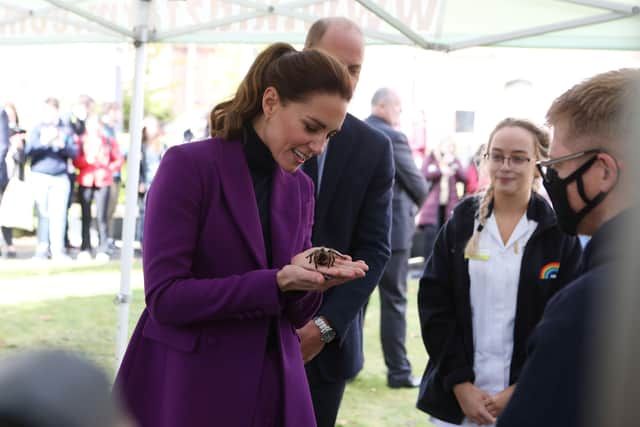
xmin=465 ymin=252 xmax=490 ymax=261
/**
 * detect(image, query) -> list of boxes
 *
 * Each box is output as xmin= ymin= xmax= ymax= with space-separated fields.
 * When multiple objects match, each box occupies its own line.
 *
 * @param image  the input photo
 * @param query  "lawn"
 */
xmin=0 ymin=262 xmax=433 ymax=427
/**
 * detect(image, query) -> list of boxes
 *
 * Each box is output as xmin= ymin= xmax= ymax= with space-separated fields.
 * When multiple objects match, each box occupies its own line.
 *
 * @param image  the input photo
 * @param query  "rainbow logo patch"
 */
xmin=540 ymin=262 xmax=560 ymax=279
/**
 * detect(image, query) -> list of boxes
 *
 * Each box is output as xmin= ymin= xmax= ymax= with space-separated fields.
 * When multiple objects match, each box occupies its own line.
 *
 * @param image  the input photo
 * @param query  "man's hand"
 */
xmin=486 ymin=384 xmax=515 ymax=418
xmin=297 ymin=319 xmax=326 ymax=363
xmin=452 ymin=382 xmax=496 ymax=425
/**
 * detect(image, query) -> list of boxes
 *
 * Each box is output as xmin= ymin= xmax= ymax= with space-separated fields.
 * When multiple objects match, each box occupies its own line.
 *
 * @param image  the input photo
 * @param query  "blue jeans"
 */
xmin=31 ymin=172 xmax=70 ymax=257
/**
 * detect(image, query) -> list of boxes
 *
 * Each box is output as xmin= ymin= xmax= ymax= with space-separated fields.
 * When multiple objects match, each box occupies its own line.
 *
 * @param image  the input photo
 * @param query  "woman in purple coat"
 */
xmin=114 ymin=43 xmax=369 ymax=427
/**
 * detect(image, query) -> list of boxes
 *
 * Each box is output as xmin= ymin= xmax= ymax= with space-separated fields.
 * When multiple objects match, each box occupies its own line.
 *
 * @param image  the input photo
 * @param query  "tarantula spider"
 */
xmin=305 ymin=247 xmax=347 ymax=270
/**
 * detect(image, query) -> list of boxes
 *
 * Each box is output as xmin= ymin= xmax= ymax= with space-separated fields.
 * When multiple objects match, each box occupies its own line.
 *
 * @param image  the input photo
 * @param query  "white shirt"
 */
xmin=431 ymin=212 xmax=538 ymax=427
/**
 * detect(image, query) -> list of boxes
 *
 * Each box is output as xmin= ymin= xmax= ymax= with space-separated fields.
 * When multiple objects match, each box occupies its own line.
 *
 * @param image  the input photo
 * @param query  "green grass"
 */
xmin=0 ymin=265 xmax=432 ymax=427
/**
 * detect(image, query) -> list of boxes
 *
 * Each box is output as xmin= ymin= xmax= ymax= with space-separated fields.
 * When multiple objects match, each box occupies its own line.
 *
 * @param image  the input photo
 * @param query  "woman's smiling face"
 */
xmin=487 ymin=125 xmax=539 ymax=197
xmin=256 ymin=87 xmax=348 ymax=173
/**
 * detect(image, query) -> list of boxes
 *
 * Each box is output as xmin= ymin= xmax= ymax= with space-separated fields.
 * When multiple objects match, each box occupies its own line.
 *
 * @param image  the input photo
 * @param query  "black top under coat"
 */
xmin=242 ymin=123 xmax=276 ymax=268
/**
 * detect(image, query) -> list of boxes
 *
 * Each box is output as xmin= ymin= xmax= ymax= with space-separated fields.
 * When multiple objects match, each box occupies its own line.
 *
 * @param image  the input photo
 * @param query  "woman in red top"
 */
xmin=73 ymin=115 xmax=124 ymax=261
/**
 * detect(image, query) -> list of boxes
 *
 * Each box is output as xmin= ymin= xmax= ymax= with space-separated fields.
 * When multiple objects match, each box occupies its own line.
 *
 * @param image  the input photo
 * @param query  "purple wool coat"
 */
xmin=114 ymin=138 xmax=322 ymax=427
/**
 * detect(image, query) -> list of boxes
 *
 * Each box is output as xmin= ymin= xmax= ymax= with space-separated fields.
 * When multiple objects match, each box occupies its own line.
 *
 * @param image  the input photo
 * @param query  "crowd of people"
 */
xmin=0 ymin=97 xmax=171 ymax=261
xmin=0 ymin=14 xmax=637 ymax=427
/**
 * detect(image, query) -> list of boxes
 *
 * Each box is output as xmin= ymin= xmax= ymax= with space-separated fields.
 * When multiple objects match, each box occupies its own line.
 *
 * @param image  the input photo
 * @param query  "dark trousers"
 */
xmin=306 ymin=364 xmax=346 ymax=427
xmin=0 ymin=227 xmax=11 ymax=246
xmin=106 ymin=178 xmax=121 ymax=240
xmin=79 ymin=185 xmax=110 ymax=252
xmin=0 ymin=185 xmax=12 ymax=247
xmin=64 ymin=172 xmax=75 ymax=248
xmin=379 ymin=248 xmax=412 ymax=382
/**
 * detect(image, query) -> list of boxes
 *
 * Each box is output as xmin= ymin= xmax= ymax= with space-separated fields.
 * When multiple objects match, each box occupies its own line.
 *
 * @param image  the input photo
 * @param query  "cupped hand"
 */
xmin=292 ymin=247 xmax=368 ymax=282
xmin=452 ymin=382 xmax=496 ymax=425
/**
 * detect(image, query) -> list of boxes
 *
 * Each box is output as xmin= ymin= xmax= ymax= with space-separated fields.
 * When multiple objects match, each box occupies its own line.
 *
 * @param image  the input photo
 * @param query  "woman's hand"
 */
xmin=293 ymin=247 xmax=368 ymax=279
xmin=485 ymin=384 xmax=515 ymax=418
xmin=277 ymin=247 xmax=368 ymax=293
xmin=276 ymin=265 xmax=329 ymax=292
xmin=452 ymin=382 xmax=496 ymax=425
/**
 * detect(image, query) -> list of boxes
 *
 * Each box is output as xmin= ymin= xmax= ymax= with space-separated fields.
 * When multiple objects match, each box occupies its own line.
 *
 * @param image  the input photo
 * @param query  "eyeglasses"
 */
xmin=484 ymin=153 xmax=531 ymax=167
xmin=536 ymin=149 xmax=603 ymax=182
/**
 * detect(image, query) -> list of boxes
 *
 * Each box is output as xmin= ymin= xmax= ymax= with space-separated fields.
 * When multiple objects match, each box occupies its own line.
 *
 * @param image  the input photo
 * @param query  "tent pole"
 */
xmin=354 ymin=0 xmax=446 ymax=50
xmin=447 ymin=11 xmax=634 ymax=51
xmin=41 ymin=0 xmax=134 ymax=38
xmin=115 ymin=0 xmax=150 ymax=372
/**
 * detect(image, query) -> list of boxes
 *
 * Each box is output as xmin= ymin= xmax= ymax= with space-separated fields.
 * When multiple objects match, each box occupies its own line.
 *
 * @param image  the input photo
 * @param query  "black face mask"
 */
xmin=543 ymin=155 xmax=609 ymax=235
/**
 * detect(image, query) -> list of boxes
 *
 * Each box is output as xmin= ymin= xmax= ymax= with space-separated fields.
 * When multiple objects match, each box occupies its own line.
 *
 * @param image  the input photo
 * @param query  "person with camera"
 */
xmin=417 ymin=136 xmax=467 ymax=261
xmin=25 ymin=98 xmax=78 ymax=261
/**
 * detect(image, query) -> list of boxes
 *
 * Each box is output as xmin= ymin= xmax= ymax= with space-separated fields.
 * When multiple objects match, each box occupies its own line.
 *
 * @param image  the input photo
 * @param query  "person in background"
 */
xmin=25 ymin=98 xmax=78 ymax=261
xmin=365 ymin=87 xmax=429 ymax=388
xmin=0 ymin=349 xmax=135 ymax=427
xmin=101 ymin=102 xmax=124 ymax=252
xmin=299 ymin=18 xmax=395 ymax=427
xmin=114 ymin=43 xmax=369 ymax=427
xmin=64 ymin=94 xmax=96 ymax=250
xmin=74 ymin=115 xmax=124 ymax=262
xmin=465 ymin=144 xmax=488 ymax=196
xmin=1 ymin=103 xmax=27 ymax=258
xmin=0 ymin=105 xmax=11 ymax=258
xmin=417 ymin=118 xmax=582 ymax=426
xmin=135 ymin=115 xmax=164 ymax=244
xmin=417 ymin=137 xmax=467 ymax=261
xmin=497 ymin=69 xmax=639 ymax=427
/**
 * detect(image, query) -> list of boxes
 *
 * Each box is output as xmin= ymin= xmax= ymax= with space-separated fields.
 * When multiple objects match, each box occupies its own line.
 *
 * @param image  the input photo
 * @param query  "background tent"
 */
xmin=0 ymin=0 xmax=638 ymax=369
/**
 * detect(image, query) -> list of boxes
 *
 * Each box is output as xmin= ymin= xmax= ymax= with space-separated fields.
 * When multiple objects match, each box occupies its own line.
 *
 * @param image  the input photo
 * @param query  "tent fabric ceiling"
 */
xmin=0 ymin=0 xmax=638 ymax=50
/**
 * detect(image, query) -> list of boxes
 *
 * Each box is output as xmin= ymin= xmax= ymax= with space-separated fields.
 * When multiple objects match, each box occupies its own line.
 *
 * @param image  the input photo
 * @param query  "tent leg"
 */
xmin=115 ymin=1 xmax=150 ymax=373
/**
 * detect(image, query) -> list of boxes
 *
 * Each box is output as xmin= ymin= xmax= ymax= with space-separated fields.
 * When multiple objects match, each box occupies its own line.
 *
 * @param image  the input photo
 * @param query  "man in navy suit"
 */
xmin=497 ymin=69 xmax=639 ymax=427
xmin=298 ymin=17 xmax=394 ymax=427
xmin=365 ymin=88 xmax=429 ymax=388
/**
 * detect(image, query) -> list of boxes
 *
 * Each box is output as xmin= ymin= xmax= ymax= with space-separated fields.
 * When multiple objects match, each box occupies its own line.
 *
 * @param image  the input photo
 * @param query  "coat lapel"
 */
xmin=217 ymin=139 xmax=268 ymax=268
xmin=270 ymin=168 xmax=302 ymax=268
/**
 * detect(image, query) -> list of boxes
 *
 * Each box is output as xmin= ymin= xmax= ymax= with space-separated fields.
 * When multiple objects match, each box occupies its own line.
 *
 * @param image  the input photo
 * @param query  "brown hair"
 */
xmin=546 ymin=68 xmax=640 ymax=148
xmin=209 ymin=42 xmax=352 ymax=140
xmin=464 ymin=118 xmax=550 ymax=258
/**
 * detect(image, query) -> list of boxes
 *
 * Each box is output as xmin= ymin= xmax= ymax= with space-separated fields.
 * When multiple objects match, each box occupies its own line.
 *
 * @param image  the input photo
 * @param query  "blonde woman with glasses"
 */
xmin=416 ymin=118 xmax=583 ymax=426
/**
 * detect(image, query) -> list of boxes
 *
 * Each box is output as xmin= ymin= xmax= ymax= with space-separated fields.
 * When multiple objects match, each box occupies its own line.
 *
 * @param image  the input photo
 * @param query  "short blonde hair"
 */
xmin=546 ymin=68 xmax=640 ymax=147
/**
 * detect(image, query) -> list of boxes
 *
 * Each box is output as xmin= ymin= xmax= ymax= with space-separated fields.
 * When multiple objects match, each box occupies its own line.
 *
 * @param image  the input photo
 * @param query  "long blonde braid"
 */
xmin=464 ymin=185 xmax=494 ymax=258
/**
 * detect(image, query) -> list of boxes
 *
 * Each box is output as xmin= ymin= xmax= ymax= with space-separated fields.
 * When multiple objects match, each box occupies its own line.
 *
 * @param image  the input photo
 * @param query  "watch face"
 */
xmin=323 ymin=329 xmax=336 ymax=343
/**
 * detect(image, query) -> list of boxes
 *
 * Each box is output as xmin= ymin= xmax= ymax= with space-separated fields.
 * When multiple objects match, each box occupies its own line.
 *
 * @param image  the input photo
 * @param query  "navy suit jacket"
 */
xmin=365 ymin=115 xmax=429 ymax=251
xmin=497 ymin=211 xmax=627 ymax=427
xmin=305 ymin=113 xmax=394 ymax=381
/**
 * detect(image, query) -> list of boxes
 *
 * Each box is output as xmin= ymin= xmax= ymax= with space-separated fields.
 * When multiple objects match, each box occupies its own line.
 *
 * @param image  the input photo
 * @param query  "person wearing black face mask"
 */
xmin=498 ymin=68 xmax=639 ymax=427
xmin=536 ymin=148 xmax=618 ymax=236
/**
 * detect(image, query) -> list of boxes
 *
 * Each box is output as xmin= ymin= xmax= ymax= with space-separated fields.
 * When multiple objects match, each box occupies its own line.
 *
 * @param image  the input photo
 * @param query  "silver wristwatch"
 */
xmin=313 ymin=316 xmax=336 ymax=343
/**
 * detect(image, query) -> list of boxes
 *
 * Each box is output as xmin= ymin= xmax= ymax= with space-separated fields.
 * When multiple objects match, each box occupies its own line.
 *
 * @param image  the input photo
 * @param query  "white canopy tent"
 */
xmin=0 ymin=0 xmax=638 ymax=368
